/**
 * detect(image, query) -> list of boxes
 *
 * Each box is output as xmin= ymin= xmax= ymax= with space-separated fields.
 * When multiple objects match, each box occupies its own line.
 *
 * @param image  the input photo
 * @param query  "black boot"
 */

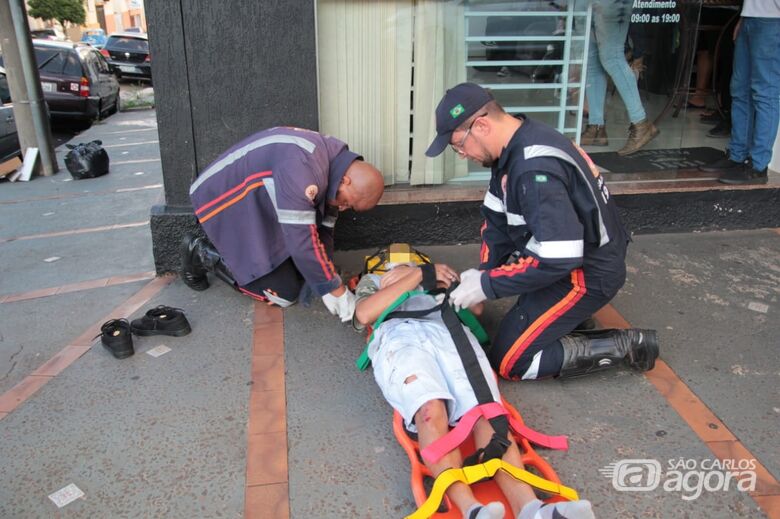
xmin=180 ymin=234 xmax=238 ymax=291
xmin=558 ymin=329 xmax=658 ymax=379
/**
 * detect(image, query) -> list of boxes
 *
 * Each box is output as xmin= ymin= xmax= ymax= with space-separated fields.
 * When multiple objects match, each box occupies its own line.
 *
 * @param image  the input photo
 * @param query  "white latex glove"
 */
xmin=322 ymin=289 xmax=356 ymax=322
xmin=449 ymin=269 xmax=487 ymax=311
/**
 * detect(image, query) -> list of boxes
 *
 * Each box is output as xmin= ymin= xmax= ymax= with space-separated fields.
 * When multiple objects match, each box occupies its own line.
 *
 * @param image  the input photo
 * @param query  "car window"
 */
xmin=33 ymin=48 xmax=83 ymax=76
xmin=34 ymin=47 xmax=65 ymax=73
xmin=83 ymin=52 xmax=100 ymax=79
xmin=64 ymin=51 xmax=83 ymax=76
xmin=0 ymin=73 xmax=11 ymax=104
xmin=106 ymin=37 xmax=148 ymax=52
xmin=93 ymin=51 xmax=110 ymax=73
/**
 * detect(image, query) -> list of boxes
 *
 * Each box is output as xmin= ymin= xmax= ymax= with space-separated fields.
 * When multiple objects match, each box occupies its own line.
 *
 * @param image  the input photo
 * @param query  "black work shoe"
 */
xmin=130 ymin=305 xmax=192 ymax=337
xmin=180 ymin=234 xmax=210 ymax=291
xmin=707 ymin=121 xmax=731 ymax=138
xmin=98 ymin=319 xmax=134 ymax=359
xmin=699 ymin=111 xmax=722 ymax=124
xmin=699 ymin=156 xmax=746 ymax=173
xmin=719 ymin=166 xmax=768 ymax=185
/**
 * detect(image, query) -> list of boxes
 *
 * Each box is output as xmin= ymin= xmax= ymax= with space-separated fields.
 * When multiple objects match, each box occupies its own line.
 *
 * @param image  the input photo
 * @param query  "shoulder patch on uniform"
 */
xmin=304 ymin=184 xmax=318 ymax=202
xmin=534 ymin=174 xmax=548 ymax=183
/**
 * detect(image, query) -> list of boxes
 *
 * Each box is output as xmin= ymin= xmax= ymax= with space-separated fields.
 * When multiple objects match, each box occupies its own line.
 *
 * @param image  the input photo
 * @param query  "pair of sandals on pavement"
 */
xmin=97 ymin=306 xmax=192 ymax=359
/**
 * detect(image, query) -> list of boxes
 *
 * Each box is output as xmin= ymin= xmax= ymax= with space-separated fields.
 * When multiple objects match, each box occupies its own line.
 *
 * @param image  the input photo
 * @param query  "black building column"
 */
xmin=145 ymin=0 xmax=319 ymax=273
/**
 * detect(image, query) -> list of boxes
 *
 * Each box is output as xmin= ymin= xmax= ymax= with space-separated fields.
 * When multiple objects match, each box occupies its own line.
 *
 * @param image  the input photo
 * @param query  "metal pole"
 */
xmin=7 ymin=0 xmax=58 ymax=176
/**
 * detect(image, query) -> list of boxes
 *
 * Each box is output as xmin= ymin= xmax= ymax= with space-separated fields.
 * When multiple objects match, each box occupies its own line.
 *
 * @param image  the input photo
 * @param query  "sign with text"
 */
xmin=632 ymin=0 xmax=679 ymax=24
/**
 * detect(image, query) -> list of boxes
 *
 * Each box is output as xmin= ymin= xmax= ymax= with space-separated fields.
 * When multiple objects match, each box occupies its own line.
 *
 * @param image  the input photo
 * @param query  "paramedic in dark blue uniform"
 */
xmin=182 ymin=127 xmax=385 ymax=322
xmin=426 ymin=83 xmax=659 ymax=380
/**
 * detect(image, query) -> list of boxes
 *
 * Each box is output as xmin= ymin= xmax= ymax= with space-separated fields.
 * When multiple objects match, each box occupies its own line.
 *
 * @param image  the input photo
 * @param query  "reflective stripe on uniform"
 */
xmin=277 ymin=209 xmax=316 ymax=225
xmin=523 ymin=144 xmax=610 ymax=247
xmin=190 ymin=134 xmax=316 ymax=193
xmin=521 ymin=350 xmax=543 ymax=380
xmin=263 ymin=178 xmax=317 ymax=225
xmin=525 ymin=235 xmax=584 ymax=259
xmin=482 ymin=190 xmax=504 ymax=213
xmin=506 ymin=211 xmax=526 ymax=226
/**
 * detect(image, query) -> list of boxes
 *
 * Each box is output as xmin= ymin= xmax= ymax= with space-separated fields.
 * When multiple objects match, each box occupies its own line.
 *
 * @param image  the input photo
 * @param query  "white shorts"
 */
xmin=370 ymin=318 xmax=501 ymax=433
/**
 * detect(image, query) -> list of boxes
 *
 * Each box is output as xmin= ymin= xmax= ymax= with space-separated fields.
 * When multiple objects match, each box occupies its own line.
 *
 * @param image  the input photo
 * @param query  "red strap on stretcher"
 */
xmin=420 ymin=402 xmax=569 ymax=465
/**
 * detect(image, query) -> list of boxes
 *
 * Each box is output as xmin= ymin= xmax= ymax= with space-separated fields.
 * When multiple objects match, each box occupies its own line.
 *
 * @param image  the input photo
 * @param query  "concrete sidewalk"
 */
xmin=0 ymin=109 xmax=778 ymax=518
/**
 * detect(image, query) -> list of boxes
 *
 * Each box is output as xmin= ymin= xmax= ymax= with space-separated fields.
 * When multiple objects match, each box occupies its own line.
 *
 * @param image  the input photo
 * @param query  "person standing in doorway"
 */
xmin=579 ymin=0 xmax=660 ymax=156
xmin=700 ymin=0 xmax=780 ymax=185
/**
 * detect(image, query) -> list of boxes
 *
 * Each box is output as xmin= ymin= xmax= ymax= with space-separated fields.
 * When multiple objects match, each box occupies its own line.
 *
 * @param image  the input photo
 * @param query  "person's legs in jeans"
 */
xmin=592 ymin=1 xmax=647 ymax=124
xmin=585 ymin=30 xmax=608 ymax=125
xmin=728 ymin=18 xmax=752 ymax=164
xmin=745 ymin=17 xmax=780 ymax=172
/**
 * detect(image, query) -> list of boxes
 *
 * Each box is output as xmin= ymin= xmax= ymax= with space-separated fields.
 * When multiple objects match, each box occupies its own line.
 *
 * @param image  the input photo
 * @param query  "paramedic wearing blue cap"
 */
xmin=182 ymin=127 xmax=385 ymax=322
xmin=426 ymin=83 xmax=659 ymax=381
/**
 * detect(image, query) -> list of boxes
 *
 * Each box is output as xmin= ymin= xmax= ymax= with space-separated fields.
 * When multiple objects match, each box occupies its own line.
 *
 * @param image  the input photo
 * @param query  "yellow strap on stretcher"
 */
xmin=404 ymin=458 xmax=579 ymax=519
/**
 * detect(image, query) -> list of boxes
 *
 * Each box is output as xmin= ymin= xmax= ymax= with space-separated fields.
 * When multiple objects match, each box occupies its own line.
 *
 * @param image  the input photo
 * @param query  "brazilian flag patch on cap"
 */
xmin=450 ymin=104 xmax=465 ymax=119
xmin=535 ymin=174 xmax=548 ymax=183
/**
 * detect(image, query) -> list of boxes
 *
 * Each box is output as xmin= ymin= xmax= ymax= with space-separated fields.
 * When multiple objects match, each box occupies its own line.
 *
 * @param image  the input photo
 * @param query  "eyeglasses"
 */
xmin=451 ymin=113 xmax=487 ymax=155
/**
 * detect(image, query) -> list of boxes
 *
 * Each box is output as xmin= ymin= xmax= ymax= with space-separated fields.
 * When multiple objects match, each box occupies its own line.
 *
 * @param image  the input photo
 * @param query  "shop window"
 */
xmin=317 ymin=1 xmax=707 ymax=184
xmin=317 ymin=0 xmax=588 ymax=185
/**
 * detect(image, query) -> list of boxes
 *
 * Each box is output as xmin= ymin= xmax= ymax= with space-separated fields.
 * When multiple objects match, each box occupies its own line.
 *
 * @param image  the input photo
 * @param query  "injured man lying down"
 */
xmin=352 ymin=252 xmax=595 ymax=519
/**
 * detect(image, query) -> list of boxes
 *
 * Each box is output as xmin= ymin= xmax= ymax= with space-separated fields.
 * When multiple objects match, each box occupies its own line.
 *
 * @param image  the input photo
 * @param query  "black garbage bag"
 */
xmin=64 ymin=140 xmax=109 ymax=180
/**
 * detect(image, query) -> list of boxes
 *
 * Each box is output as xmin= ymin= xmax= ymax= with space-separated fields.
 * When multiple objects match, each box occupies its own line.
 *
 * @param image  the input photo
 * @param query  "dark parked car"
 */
xmin=0 ymin=67 xmax=22 ymax=164
xmin=29 ymin=40 xmax=120 ymax=124
xmin=0 ymin=41 xmax=118 ymax=127
xmin=101 ymin=33 xmax=151 ymax=82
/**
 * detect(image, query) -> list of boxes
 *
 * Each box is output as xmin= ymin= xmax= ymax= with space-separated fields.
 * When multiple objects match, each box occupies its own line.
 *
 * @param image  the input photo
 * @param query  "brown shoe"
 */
xmin=580 ymin=124 xmax=608 ymax=146
xmin=617 ymin=120 xmax=659 ymax=156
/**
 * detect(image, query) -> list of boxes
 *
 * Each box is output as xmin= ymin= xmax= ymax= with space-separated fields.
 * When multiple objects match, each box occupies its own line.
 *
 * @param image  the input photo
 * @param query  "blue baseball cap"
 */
xmin=425 ymin=83 xmax=494 ymax=157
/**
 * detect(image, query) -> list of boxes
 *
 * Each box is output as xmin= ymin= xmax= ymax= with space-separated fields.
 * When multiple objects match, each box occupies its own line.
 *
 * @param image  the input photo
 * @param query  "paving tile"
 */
xmin=109 ymin=275 xmax=173 ymax=317
xmin=707 ymin=441 xmax=780 ymax=497
xmin=254 ymin=303 xmax=283 ymax=326
xmin=0 ymin=375 xmax=50 ymax=413
xmin=251 ymin=355 xmax=285 ymax=392
xmin=646 ymin=360 xmax=736 ymax=443
xmin=753 ymin=495 xmax=780 ymax=519
xmin=594 ymin=304 xmax=630 ymax=329
xmin=56 ymin=277 xmax=111 ymax=294
xmin=2 ymin=286 xmax=59 ymax=304
xmin=597 ymin=305 xmax=736 ymax=443
xmin=70 ymin=325 xmax=103 ymax=347
xmin=252 ymin=324 xmax=284 ymax=356
xmin=248 ymin=389 xmax=286 ymax=436
xmin=245 ymin=483 xmax=289 ymax=519
xmin=246 ymin=431 xmax=288 ymax=487
xmin=31 ymin=345 xmax=91 ymax=377
xmin=106 ymin=271 xmax=155 ymax=285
